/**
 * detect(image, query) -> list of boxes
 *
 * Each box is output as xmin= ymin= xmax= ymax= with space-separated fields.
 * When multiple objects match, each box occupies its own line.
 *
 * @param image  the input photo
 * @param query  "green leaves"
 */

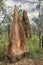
xmin=36 ymin=4 xmax=41 ymax=10
xmin=0 ymin=0 xmax=3 ymax=3
xmin=0 ymin=0 xmax=6 ymax=12
xmin=32 ymin=17 xmax=39 ymax=24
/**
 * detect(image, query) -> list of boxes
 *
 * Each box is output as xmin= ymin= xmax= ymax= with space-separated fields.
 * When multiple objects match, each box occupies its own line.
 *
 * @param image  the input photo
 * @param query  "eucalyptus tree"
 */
xmin=0 ymin=0 xmax=13 ymax=35
xmin=39 ymin=7 xmax=43 ymax=48
xmin=0 ymin=0 xmax=6 ymax=34
xmin=32 ymin=0 xmax=43 ymax=48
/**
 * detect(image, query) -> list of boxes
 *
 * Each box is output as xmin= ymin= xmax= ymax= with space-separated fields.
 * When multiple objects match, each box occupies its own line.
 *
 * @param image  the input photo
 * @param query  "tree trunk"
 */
xmin=42 ymin=36 xmax=43 ymax=48
xmin=39 ymin=31 xmax=41 ymax=48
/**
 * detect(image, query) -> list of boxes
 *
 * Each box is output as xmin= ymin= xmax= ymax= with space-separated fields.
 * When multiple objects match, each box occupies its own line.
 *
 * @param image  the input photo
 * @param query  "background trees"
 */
xmin=0 ymin=0 xmax=13 ymax=35
xmin=0 ymin=0 xmax=43 ymax=60
xmin=32 ymin=0 xmax=43 ymax=48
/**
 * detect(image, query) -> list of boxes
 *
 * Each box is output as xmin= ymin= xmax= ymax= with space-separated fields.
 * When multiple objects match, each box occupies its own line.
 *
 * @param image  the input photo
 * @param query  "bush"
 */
xmin=0 ymin=35 xmax=8 ymax=61
xmin=28 ymin=35 xmax=43 ymax=60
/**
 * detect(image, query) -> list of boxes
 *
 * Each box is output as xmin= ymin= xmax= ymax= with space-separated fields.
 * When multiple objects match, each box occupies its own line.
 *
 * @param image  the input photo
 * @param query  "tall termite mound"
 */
xmin=22 ymin=10 xmax=32 ymax=39
xmin=5 ymin=5 xmax=29 ymax=63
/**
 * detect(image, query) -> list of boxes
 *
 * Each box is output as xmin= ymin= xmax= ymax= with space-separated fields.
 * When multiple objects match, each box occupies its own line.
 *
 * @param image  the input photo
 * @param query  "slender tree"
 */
xmin=33 ymin=0 xmax=43 ymax=48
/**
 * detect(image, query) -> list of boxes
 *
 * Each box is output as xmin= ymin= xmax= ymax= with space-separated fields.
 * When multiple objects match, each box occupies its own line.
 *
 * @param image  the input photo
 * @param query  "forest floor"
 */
xmin=0 ymin=35 xmax=43 ymax=65
xmin=0 ymin=58 xmax=43 ymax=65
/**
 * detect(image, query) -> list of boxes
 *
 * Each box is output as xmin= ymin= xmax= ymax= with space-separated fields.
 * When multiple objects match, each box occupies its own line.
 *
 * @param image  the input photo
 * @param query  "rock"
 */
xmin=5 ymin=5 xmax=29 ymax=63
xmin=22 ymin=10 xmax=32 ymax=39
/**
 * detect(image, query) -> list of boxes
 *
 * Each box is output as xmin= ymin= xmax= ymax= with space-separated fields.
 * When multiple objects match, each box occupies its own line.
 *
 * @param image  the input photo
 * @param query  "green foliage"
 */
xmin=36 ymin=4 xmax=41 ymax=10
xmin=0 ymin=0 xmax=6 ymax=12
xmin=32 ymin=17 xmax=39 ymax=24
xmin=28 ymin=35 xmax=43 ymax=60
xmin=0 ymin=0 xmax=3 ymax=3
xmin=0 ymin=35 xmax=8 ymax=61
xmin=18 ymin=5 xmax=23 ymax=18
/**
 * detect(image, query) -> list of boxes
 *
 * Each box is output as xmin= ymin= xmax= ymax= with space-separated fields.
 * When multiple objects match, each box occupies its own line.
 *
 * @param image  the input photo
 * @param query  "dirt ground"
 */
xmin=0 ymin=58 xmax=43 ymax=65
xmin=35 ymin=60 xmax=43 ymax=65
